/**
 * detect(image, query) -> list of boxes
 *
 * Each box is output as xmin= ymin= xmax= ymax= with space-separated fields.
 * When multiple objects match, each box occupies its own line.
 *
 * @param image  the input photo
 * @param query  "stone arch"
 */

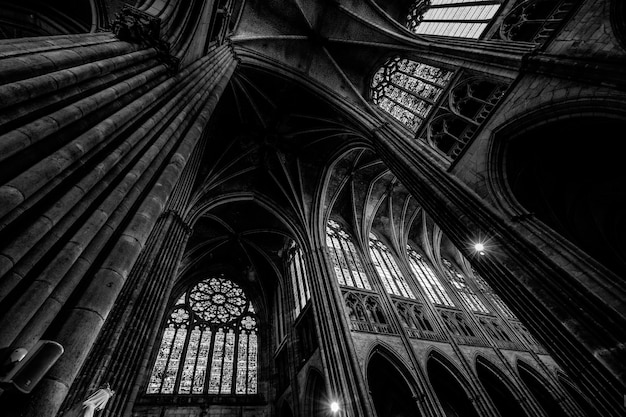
xmin=475 ymin=355 xmax=529 ymax=417
xmin=366 ymin=344 xmax=422 ymax=417
xmin=517 ymin=360 xmax=568 ymax=417
xmin=488 ymin=98 xmax=626 ymax=277
xmin=303 ymin=368 xmax=329 ymax=417
xmin=426 ymin=350 xmax=480 ymax=417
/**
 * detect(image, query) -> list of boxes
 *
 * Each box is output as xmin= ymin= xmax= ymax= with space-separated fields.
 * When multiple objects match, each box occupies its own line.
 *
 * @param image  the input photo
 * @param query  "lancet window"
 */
xmin=326 ymin=220 xmax=371 ymax=290
xmin=407 ymin=245 xmax=454 ymax=306
xmin=441 ymin=258 xmax=489 ymax=313
xmin=407 ymin=0 xmax=502 ymax=39
xmin=369 ymin=233 xmax=416 ymax=299
xmin=147 ymin=275 xmax=258 ymax=396
xmin=288 ymin=243 xmax=311 ymax=317
xmin=371 ymin=56 xmax=453 ymax=132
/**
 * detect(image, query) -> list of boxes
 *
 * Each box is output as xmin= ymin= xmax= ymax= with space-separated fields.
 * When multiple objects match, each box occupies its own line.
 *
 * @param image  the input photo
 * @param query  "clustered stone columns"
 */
xmin=301 ymin=235 xmax=376 ymax=417
xmin=0 ymin=29 xmax=237 ymax=417
xmin=371 ymin=125 xmax=626 ymax=417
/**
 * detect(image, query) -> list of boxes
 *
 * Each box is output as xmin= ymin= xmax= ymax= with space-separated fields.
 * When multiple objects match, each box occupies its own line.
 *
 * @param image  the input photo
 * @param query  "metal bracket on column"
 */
xmin=111 ymin=5 xmax=180 ymax=73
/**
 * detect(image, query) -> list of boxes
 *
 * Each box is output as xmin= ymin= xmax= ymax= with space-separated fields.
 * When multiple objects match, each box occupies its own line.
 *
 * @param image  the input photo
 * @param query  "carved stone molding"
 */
xmin=111 ymin=5 xmax=180 ymax=72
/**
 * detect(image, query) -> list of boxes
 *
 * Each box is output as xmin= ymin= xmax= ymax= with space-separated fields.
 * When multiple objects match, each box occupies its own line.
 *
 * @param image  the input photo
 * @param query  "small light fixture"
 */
xmin=330 ymin=401 xmax=340 ymax=413
xmin=474 ymin=242 xmax=485 ymax=256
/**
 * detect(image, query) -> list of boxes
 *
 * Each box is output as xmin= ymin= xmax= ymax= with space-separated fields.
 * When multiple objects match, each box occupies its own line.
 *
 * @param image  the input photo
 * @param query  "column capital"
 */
xmin=111 ymin=5 xmax=180 ymax=73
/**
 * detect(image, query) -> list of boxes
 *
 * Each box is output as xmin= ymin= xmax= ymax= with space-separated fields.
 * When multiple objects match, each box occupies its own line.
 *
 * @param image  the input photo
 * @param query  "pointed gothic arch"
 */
xmin=303 ymin=368 xmax=329 ymax=417
xmin=517 ymin=361 xmax=568 ymax=417
xmin=475 ymin=356 xmax=529 ymax=417
xmin=366 ymin=345 xmax=422 ymax=417
xmin=426 ymin=351 xmax=480 ymax=417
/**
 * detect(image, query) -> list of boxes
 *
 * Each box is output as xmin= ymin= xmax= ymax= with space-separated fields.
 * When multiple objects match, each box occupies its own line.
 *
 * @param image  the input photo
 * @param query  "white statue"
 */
xmin=64 ymin=383 xmax=115 ymax=417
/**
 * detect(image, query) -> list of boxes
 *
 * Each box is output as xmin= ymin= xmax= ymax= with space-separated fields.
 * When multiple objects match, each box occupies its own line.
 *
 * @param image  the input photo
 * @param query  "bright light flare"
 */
xmin=330 ymin=402 xmax=340 ymax=413
xmin=474 ymin=242 xmax=486 ymax=255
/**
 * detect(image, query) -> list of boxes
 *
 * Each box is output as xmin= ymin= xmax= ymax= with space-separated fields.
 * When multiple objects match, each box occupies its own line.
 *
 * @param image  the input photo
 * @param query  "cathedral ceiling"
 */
xmin=231 ymin=0 xmax=425 ymax=110
xmin=180 ymin=61 xmax=427 ymax=296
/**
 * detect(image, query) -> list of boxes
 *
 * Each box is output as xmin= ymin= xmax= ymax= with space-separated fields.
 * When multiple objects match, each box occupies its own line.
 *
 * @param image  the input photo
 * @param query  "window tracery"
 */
xmin=147 ymin=276 xmax=258 ymax=396
xmin=426 ymin=76 xmax=507 ymax=158
xmin=441 ymin=258 xmax=489 ymax=313
xmin=499 ymin=0 xmax=580 ymax=44
xmin=326 ymin=220 xmax=371 ymax=290
xmin=438 ymin=308 xmax=483 ymax=342
xmin=343 ymin=291 xmax=394 ymax=334
xmin=288 ymin=243 xmax=311 ymax=317
xmin=407 ymin=246 xmax=454 ymax=306
xmin=371 ymin=56 xmax=453 ymax=132
xmin=394 ymin=300 xmax=445 ymax=341
xmin=369 ymin=233 xmax=416 ymax=299
xmin=407 ymin=0 xmax=502 ymax=39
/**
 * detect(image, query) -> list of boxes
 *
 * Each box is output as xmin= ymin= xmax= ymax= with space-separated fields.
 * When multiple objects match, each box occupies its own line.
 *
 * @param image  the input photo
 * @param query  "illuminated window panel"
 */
xmin=441 ymin=258 xmax=489 ymax=313
xmin=407 ymin=0 xmax=502 ymax=39
xmin=369 ymin=233 xmax=416 ymax=299
xmin=407 ymin=246 xmax=455 ymax=306
xmin=371 ymin=57 xmax=453 ymax=132
xmin=288 ymin=243 xmax=311 ymax=318
xmin=326 ymin=220 xmax=372 ymax=290
xmin=146 ymin=276 xmax=258 ymax=395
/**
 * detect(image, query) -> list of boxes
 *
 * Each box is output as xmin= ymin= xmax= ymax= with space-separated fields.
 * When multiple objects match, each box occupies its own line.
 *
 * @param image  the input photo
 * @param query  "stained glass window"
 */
xmin=407 ymin=0 xmax=503 ymax=39
xmin=368 ymin=233 xmax=416 ymax=299
xmin=441 ymin=258 xmax=489 ymax=313
xmin=147 ymin=275 xmax=258 ymax=395
xmin=371 ymin=56 xmax=453 ymax=132
xmin=288 ymin=243 xmax=311 ymax=317
xmin=326 ymin=220 xmax=371 ymax=290
xmin=407 ymin=245 xmax=454 ymax=306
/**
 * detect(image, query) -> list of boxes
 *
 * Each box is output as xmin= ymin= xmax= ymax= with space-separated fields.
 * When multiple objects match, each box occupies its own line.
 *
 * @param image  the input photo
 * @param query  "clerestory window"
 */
xmin=441 ymin=258 xmax=489 ymax=313
xmin=287 ymin=243 xmax=311 ymax=318
xmin=326 ymin=219 xmax=372 ymax=290
xmin=407 ymin=245 xmax=454 ymax=306
xmin=407 ymin=0 xmax=503 ymax=39
xmin=146 ymin=275 xmax=258 ymax=396
xmin=369 ymin=233 xmax=416 ymax=299
xmin=371 ymin=56 xmax=453 ymax=132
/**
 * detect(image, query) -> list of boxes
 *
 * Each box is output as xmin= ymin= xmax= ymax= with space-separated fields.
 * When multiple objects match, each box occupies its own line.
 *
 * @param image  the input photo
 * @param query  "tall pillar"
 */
xmin=60 ymin=132 xmax=206 ymax=417
xmin=371 ymin=126 xmax=626 ymax=417
xmin=302 ymin=234 xmax=376 ymax=417
xmin=0 ymin=25 xmax=237 ymax=415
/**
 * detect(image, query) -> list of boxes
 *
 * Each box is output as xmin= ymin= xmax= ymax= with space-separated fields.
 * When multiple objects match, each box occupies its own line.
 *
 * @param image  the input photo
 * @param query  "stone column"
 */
xmin=302 ymin=233 xmax=376 ymax=417
xmin=60 ymin=132 xmax=205 ymax=417
xmin=371 ymin=125 xmax=626 ymax=417
xmin=0 ymin=33 xmax=237 ymax=415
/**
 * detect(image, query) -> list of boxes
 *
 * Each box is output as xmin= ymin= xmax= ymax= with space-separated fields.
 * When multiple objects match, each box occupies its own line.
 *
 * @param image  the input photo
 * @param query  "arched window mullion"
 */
xmin=203 ymin=324 xmax=218 ymax=394
xmin=155 ymin=325 xmax=178 ymax=394
xmin=393 ymin=70 xmax=448 ymax=89
xmin=381 ymin=94 xmax=428 ymax=119
xmin=173 ymin=317 xmax=194 ymax=394
xmin=346 ymin=239 xmax=371 ymax=289
xmin=386 ymin=80 xmax=438 ymax=105
xmin=231 ymin=324 xmax=241 ymax=393
xmin=298 ymin=250 xmax=311 ymax=302
xmin=330 ymin=234 xmax=352 ymax=286
xmin=383 ymin=249 xmax=414 ymax=298
xmin=378 ymin=248 xmax=404 ymax=297
xmin=337 ymin=234 xmax=363 ymax=288
xmin=370 ymin=246 xmax=395 ymax=294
